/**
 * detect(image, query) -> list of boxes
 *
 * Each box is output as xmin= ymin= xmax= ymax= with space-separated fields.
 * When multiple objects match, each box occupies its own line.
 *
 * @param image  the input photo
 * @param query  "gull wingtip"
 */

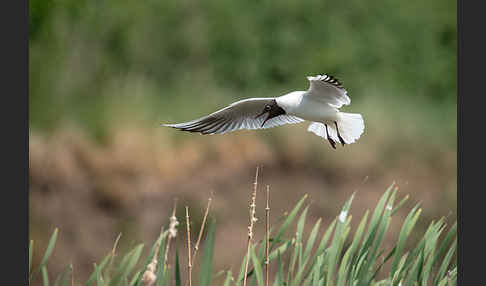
xmin=160 ymin=122 xmax=177 ymax=127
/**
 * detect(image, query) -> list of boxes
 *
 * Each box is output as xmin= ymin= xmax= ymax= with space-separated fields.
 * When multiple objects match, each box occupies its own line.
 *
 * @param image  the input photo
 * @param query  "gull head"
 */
xmin=255 ymin=99 xmax=286 ymax=127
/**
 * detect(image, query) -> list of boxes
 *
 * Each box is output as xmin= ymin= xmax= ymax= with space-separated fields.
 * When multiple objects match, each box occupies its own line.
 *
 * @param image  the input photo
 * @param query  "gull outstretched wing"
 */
xmin=162 ymin=98 xmax=304 ymax=135
xmin=305 ymin=74 xmax=351 ymax=108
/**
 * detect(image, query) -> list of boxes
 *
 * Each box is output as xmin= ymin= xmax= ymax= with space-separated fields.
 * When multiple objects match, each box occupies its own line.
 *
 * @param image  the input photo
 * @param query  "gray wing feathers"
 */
xmin=162 ymin=98 xmax=304 ymax=135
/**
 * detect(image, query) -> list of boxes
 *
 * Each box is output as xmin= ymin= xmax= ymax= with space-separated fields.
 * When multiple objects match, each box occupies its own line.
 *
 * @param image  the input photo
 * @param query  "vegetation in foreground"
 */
xmin=29 ymin=173 xmax=457 ymax=286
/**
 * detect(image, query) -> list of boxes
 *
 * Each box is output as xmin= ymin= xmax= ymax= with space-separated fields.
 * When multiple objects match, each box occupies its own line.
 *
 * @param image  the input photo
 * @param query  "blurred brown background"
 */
xmin=29 ymin=0 xmax=456 ymax=282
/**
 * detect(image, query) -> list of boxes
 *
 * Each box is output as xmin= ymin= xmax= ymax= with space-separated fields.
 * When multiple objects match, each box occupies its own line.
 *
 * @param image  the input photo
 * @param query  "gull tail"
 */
xmin=335 ymin=112 xmax=364 ymax=144
xmin=307 ymin=112 xmax=364 ymax=145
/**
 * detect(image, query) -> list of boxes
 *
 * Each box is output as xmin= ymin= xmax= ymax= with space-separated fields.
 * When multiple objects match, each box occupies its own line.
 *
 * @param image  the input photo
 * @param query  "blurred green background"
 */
xmin=29 ymin=0 xmax=456 ymax=283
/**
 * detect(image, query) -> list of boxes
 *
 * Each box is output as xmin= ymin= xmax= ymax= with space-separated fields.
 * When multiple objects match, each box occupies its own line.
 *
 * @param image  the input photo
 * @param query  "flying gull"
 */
xmin=161 ymin=74 xmax=364 ymax=149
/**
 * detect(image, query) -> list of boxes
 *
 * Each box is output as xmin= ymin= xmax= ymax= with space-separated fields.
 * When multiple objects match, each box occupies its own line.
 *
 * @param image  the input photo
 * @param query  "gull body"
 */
xmin=276 ymin=91 xmax=338 ymax=123
xmin=162 ymin=74 xmax=364 ymax=149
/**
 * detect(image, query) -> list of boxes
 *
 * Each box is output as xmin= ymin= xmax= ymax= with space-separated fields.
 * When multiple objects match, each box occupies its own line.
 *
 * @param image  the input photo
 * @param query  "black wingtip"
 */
xmin=316 ymin=74 xmax=344 ymax=89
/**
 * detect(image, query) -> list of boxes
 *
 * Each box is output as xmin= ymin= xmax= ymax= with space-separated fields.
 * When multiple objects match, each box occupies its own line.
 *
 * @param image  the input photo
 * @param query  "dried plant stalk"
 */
xmin=185 ymin=206 xmax=193 ymax=286
xmin=265 ymin=185 xmax=270 ymax=286
xmin=106 ymin=233 xmax=122 ymax=280
xmin=192 ymin=195 xmax=212 ymax=264
xmin=164 ymin=200 xmax=179 ymax=271
xmin=142 ymin=227 xmax=164 ymax=286
xmin=243 ymin=167 xmax=259 ymax=286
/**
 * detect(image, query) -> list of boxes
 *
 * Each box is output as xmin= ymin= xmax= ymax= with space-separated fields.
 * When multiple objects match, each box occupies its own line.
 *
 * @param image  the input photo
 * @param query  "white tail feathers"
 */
xmin=336 ymin=112 xmax=364 ymax=144
xmin=307 ymin=112 xmax=364 ymax=145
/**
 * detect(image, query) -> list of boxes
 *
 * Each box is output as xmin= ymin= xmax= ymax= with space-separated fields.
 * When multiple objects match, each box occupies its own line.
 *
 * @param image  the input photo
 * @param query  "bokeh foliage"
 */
xmin=29 ymin=0 xmax=456 ymax=142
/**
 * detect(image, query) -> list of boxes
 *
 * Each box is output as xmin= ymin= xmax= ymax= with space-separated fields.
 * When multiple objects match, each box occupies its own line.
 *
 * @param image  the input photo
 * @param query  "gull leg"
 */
xmin=334 ymin=121 xmax=346 ymax=146
xmin=325 ymin=124 xmax=336 ymax=149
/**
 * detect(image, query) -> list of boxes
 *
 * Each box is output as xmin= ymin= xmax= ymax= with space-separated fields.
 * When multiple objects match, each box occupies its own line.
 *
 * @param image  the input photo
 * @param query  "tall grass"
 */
xmin=29 ymin=182 xmax=456 ymax=286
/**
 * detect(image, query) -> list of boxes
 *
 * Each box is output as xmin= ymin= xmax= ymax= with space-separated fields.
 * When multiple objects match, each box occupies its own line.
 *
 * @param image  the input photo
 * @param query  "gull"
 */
xmin=161 ymin=74 xmax=364 ymax=149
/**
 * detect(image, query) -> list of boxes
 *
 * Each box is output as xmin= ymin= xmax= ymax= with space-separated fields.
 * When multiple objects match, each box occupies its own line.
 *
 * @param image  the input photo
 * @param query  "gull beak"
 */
xmin=261 ymin=115 xmax=270 ymax=127
xmin=255 ymin=110 xmax=267 ymax=120
xmin=255 ymin=110 xmax=270 ymax=127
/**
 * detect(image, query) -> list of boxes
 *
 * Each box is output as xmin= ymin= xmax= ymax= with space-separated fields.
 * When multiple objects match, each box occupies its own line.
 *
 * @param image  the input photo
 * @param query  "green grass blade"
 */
xmin=54 ymin=265 xmax=72 ymax=286
xmin=125 ymin=244 xmax=144 ymax=278
xmin=390 ymin=204 xmax=422 ymax=276
xmin=198 ymin=219 xmax=216 ymax=286
xmin=273 ymin=251 xmax=284 ymax=286
xmin=54 ymin=275 xmax=61 ymax=286
xmin=302 ymin=218 xmax=337 ymax=281
xmin=364 ymin=196 xmax=395 ymax=281
xmin=156 ymin=236 xmax=167 ymax=286
xmin=390 ymin=252 xmax=408 ymax=284
xmin=42 ymin=265 xmax=49 ymax=286
xmin=175 ymin=249 xmax=181 ymax=286
xmin=424 ymin=219 xmax=445 ymax=257
xmin=293 ymin=223 xmax=336 ymax=286
xmin=312 ymin=255 xmax=323 ymax=286
xmin=346 ymin=210 xmax=369 ymax=270
xmin=303 ymin=218 xmax=322 ymax=267
xmin=85 ymin=253 xmax=111 ymax=286
xmin=316 ymin=218 xmax=337 ymax=255
xmin=33 ymin=228 xmax=59 ymax=280
xmin=165 ymin=266 xmax=171 ymax=286
xmin=93 ymin=263 xmax=103 ymax=286
xmin=421 ymin=221 xmax=446 ymax=285
xmin=336 ymin=231 xmax=353 ymax=286
xmin=333 ymin=225 xmax=351 ymax=286
xmin=357 ymin=185 xmax=394 ymax=261
xmin=108 ymin=244 xmax=144 ymax=286
xmin=421 ymin=251 xmax=435 ymax=286
xmin=288 ymin=237 xmax=299 ymax=284
xmin=404 ymin=249 xmax=424 ymax=286
xmin=213 ymin=270 xmax=226 ymax=280
xmin=223 ymin=270 xmax=233 ymax=286
xmin=135 ymin=230 xmax=168 ymax=286
xmin=236 ymin=253 xmax=247 ymax=286
xmin=361 ymin=190 xmax=396 ymax=283
xmin=238 ymin=195 xmax=306 ymax=285
xmin=400 ymin=240 xmax=426 ymax=282
xmin=30 ymin=240 xmax=34 ymax=277
xmin=250 ymin=245 xmax=264 ymax=286
xmin=268 ymin=240 xmax=292 ymax=261
xmin=400 ymin=219 xmax=440 ymax=281
xmin=391 ymin=195 xmax=409 ymax=216
xmin=447 ymin=267 xmax=457 ymax=285
xmin=350 ymin=249 xmax=369 ymax=283
xmin=437 ymin=276 xmax=448 ymax=286
xmin=296 ymin=206 xmax=309 ymax=267
xmin=130 ymin=271 xmax=141 ymax=286
xmin=257 ymin=225 xmax=279 ymax=260
xmin=272 ymin=194 xmax=308 ymax=251
xmin=370 ymin=246 xmax=396 ymax=283
xmin=42 ymin=266 xmax=50 ymax=286
xmin=337 ymin=211 xmax=369 ymax=284
xmin=433 ymin=221 xmax=457 ymax=266
xmin=53 ymin=268 xmax=63 ymax=286
xmin=434 ymin=238 xmax=457 ymax=285
xmin=326 ymin=192 xmax=355 ymax=286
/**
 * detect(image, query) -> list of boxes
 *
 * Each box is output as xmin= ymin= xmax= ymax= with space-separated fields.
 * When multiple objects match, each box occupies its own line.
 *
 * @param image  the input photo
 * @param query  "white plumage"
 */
xmin=162 ymin=74 xmax=365 ymax=148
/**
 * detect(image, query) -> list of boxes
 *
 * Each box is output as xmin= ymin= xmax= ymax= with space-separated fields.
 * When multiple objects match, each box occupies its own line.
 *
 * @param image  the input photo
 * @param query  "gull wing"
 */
xmin=305 ymin=74 xmax=351 ymax=108
xmin=162 ymin=98 xmax=304 ymax=135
